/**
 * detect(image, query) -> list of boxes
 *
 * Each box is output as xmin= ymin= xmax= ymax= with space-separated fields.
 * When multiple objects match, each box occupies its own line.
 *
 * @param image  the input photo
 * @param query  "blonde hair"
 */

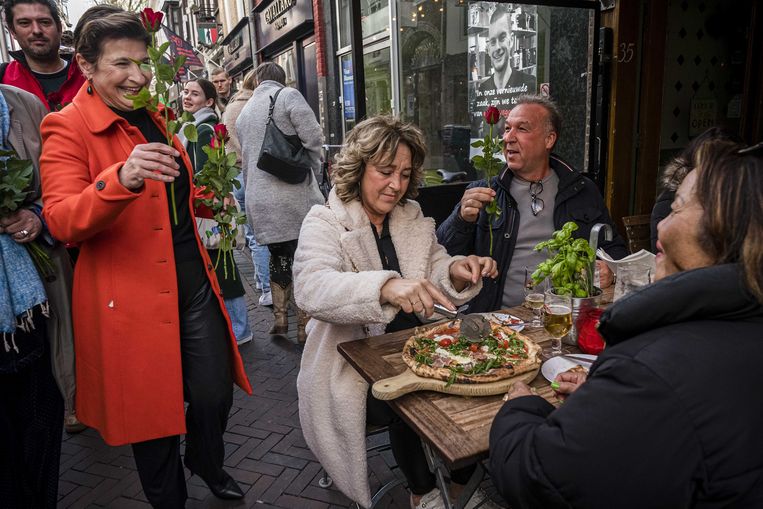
xmin=332 ymin=115 xmax=427 ymax=205
xmin=242 ymin=69 xmax=256 ymax=91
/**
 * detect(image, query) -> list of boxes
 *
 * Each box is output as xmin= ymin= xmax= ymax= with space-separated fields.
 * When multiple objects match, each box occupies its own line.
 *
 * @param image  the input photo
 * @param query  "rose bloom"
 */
xmin=484 ymin=105 xmax=500 ymax=125
xmin=213 ymin=123 xmax=229 ymax=142
xmin=140 ymin=8 xmax=163 ymax=32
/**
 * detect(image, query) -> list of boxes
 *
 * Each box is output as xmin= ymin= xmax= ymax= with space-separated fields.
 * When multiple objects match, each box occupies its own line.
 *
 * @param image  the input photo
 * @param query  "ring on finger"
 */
xmin=19 ymin=229 xmax=29 ymax=237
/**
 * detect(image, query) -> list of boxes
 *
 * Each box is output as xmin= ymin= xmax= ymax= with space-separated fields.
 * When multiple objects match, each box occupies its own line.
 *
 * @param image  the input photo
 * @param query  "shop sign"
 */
xmin=689 ymin=97 xmax=717 ymax=137
xmin=223 ymin=23 xmax=252 ymax=73
xmin=256 ymin=0 xmax=313 ymax=50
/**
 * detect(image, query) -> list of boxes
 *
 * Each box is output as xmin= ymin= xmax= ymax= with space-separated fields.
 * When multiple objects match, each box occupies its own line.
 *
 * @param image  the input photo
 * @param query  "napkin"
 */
xmin=597 ymin=248 xmax=656 ymax=272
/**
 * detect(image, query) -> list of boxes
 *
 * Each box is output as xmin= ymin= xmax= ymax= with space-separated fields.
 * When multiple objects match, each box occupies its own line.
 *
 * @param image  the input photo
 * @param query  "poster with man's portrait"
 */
xmin=468 ymin=2 xmax=539 ymax=137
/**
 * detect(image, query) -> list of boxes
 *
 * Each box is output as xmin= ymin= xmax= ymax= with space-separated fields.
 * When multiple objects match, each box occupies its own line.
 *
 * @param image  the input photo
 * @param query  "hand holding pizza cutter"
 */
xmin=432 ymin=304 xmax=492 ymax=342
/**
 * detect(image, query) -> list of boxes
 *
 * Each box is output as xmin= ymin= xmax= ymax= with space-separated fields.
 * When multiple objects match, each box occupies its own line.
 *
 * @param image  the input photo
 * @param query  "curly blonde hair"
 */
xmin=332 ymin=116 xmax=427 ymax=205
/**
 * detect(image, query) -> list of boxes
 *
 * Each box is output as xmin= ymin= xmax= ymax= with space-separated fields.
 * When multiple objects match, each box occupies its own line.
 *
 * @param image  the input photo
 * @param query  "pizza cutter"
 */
xmin=432 ymin=304 xmax=492 ymax=342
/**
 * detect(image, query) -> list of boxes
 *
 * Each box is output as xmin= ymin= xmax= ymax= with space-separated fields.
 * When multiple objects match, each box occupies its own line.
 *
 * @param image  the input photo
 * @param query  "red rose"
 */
xmin=483 ymin=105 xmax=500 ymax=125
xmin=213 ymin=123 xmax=228 ymax=142
xmin=140 ymin=8 xmax=163 ymax=32
xmin=210 ymin=137 xmax=222 ymax=150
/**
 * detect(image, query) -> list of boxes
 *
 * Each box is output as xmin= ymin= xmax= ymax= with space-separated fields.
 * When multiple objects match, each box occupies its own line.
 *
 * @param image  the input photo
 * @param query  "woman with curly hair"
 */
xmin=293 ymin=115 xmax=501 ymax=509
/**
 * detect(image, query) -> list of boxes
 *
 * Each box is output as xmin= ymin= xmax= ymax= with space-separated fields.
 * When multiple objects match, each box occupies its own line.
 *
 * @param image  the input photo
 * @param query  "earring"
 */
xmin=86 ymin=78 xmax=93 ymax=95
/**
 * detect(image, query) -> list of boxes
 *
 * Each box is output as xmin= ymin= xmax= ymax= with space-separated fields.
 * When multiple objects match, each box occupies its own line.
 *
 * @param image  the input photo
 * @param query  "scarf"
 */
xmin=0 ymin=90 xmax=48 ymax=351
xmin=176 ymin=106 xmax=217 ymax=147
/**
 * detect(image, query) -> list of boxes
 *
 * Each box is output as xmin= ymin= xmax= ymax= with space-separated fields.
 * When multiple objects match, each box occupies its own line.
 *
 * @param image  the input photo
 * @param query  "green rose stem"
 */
xmin=470 ymin=105 xmax=503 ymax=256
xmin=129 ymin=8 xmax=192 ymax=226
xmin=194 ymin=126 xmax=246 ymax=279
xmin=154 ymin=30 xmax=178 ymax=226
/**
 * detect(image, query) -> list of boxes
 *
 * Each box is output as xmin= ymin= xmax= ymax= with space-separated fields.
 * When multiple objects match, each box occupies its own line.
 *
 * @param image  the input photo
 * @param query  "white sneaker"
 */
xmin=258 ymin=291 xmax=272 ymax=306
xmin=464 ymin=487 xmax=503 ymax=509
xmin=236 ymin=333 xmax=253 ymax=346
xmin=411 ymin=488 xmax=447 ymax=509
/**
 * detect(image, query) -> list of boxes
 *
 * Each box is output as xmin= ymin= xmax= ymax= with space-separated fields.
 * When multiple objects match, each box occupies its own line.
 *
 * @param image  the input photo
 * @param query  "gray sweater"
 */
xmin=236 ymin=80 xmax=324 ymax=244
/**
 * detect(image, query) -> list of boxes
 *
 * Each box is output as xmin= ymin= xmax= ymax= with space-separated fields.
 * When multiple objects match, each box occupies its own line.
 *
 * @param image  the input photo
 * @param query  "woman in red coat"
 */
xmin=39 ymin=11 xmax=252 ymax=507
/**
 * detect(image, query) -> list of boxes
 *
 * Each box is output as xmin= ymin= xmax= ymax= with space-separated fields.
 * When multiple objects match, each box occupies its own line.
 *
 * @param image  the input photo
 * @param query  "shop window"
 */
xmin=365 ymin=46 xmax=392 ymax=117
xmin=273 ymin=48 xmax=298 ymax=89
xmin=397 ymin=0 xmax=597 ymax=183
xmin=339 ymin=44 xmax=392 ymax=135
xmin=337 ymin=0 xmax=391 ymax=49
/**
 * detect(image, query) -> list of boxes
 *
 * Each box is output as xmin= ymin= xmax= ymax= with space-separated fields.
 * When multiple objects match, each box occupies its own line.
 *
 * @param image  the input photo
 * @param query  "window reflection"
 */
xmin=397 ymin=0 xmax=595 ymax=181
xmin=273 ymin=49 xmax=298 ymax=89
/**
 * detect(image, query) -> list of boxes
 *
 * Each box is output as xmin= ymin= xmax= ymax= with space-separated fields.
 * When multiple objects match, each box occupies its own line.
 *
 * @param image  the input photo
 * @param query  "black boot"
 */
xmin=188 ymin=467 xmax=244 ymax=500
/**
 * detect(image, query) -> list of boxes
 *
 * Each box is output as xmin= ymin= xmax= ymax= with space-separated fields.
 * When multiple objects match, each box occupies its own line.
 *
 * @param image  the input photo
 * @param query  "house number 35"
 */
xmin=617 ymin=42 xmax=635 ymax=63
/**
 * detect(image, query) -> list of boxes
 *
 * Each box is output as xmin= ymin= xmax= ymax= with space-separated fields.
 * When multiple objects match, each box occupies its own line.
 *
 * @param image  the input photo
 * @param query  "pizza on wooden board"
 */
xmin=401 ymin=320 xmax=542 ymax=385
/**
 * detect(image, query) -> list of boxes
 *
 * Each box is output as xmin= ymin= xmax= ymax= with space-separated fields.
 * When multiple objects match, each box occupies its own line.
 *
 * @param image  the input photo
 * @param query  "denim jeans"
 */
xmin=234 ymin=177 xmax=271 ymax=293
xmin=224 ymin=295 xmax=251 ymax=341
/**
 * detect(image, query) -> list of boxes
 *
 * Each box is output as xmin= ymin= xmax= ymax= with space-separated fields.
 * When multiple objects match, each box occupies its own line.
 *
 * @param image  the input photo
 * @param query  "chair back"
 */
xmin=622 ymin=214 xmax=652 ymax=253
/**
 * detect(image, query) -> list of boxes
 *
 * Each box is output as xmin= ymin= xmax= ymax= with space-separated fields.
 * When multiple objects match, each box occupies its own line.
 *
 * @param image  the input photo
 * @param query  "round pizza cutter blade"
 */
xmin=432 ymin=304 xmax=491 ymax=342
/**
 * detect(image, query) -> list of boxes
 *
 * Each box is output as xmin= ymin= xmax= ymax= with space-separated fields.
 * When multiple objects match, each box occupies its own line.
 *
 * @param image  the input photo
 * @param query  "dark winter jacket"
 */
xmin=436 ymin=155 xmax=628 ymax=312
xmin=489 ymin=264 xmax=763 ymax=509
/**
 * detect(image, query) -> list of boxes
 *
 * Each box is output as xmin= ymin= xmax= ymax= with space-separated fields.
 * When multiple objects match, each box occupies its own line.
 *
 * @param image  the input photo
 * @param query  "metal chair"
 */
xmin=318 ymin=425 xmax=405 ymax=508
xmin=622 ymin=214 xmax=652 ymax=253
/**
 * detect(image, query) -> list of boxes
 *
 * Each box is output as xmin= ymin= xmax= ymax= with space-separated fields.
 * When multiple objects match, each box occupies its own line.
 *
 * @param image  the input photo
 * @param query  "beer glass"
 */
xmin=543 ymin=290 xmax=572 ymax=358
xmin=523 ymin=266 xmax=544 ymax=327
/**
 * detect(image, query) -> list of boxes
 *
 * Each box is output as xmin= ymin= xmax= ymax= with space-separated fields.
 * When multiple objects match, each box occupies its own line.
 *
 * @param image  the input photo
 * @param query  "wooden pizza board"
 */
xmin=371 ymin=366 xmax=540 ymax=400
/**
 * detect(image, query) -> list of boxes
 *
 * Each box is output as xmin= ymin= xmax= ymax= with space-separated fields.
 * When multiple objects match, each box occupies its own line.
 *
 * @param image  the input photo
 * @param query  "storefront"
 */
xmin=253 ymin=0 xmax=320 ymax=119
xmin=221 ymin=18 xmax=254 ymax=83
xmin=327 ymin=0 xmax=601 ymax=223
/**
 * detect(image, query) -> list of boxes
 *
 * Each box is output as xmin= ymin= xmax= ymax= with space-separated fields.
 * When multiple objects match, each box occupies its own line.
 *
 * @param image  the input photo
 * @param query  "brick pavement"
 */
xmin=58 ymin=250 xmax=502 ymax=508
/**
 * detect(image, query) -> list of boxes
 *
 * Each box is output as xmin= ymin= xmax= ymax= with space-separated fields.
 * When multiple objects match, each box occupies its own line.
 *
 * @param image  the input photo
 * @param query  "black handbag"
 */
xmin=256 ymin=87 xmax=313 ymax=184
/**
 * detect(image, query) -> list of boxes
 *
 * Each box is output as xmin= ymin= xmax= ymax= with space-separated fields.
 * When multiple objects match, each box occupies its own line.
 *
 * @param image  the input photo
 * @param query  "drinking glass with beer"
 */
xmin=543 ymin=290 xmax=572 ymax=358
xmin=524 ymin=266 xmax=544 ymax=327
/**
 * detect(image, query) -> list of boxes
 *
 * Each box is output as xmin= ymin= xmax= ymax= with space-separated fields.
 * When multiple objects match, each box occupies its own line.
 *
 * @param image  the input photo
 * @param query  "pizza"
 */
xmin=402 ymin=320 xmax=542 ymax=386
xmin=565 ymin=364 xmax=589 ymax=375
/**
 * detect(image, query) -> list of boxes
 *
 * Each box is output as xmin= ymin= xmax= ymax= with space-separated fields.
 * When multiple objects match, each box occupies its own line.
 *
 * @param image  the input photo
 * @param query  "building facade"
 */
xmin=150 ymin=0 xmax=762 ymax=233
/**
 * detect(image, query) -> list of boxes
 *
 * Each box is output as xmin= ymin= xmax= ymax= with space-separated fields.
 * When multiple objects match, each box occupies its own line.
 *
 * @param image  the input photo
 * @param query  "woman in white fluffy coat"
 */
xmin=293 ymin=116 xmax=498 ymax=509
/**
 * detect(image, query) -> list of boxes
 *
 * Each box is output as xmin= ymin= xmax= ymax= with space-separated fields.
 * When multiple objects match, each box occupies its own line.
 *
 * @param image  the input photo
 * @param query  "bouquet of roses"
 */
xmin=470 ymin=105 xmax=504 ymax=255
xmin=0 ymin=149 xmax=53 ymax=278
xmin=193 ymin=124 xmax=246 ymax=279
xmin=128 ymin=8 xmax=196 ymax=225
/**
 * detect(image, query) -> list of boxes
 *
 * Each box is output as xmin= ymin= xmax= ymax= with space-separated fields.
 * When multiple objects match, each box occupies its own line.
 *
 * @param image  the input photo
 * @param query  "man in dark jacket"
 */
xmin=1 ymin=0 xmax=85 ymax=111
xmin=437 ymin=94 xmax=627 ymax=312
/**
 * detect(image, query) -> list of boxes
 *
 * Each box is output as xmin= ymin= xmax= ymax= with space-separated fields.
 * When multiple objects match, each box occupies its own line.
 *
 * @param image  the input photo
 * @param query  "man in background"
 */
xmin=211 ymin=67 xmax=234 ymax=111
xmin=0 ymin=0 xmax=84 ymax=111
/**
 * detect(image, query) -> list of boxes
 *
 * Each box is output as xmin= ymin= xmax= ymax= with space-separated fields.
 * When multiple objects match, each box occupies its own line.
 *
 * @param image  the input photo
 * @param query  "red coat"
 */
xmin=40 ymin=83 xmax=252 ymax=446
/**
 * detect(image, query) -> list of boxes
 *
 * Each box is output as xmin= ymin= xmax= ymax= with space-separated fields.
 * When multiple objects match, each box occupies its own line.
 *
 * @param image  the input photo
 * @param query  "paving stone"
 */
xmin=275 ymin=493 xmax=329 ymax=509
xmin=260 ymin=452 xmax=309 ymax=470
xmin=66 ymin=477 xmax=118 ymax=509
xmin=105 ymin=497 xmax=152 ymax=508
xmin=237 ymin=458 xmax=284 ymax=478
xmin=60 ymin=468 xmax=104 ymax=488
xmin=259 ymin=468 xmax=299 ymax=503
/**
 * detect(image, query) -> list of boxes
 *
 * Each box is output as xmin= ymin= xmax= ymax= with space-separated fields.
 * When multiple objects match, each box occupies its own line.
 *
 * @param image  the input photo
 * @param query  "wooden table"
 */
xmin=338 ymin=289 xmax=613 ymax=508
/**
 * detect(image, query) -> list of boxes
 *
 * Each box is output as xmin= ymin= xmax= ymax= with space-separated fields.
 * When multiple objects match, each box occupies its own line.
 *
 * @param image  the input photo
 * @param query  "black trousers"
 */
xmin=131 ymin=259 xmax=233 ymax=509
xmin=0 ymin=318 xmax=64 ymax=509
xmin=366 ymin=391 xmax=474 ymax=495
xmin=267 ymin=239 xmax=298 ymax=286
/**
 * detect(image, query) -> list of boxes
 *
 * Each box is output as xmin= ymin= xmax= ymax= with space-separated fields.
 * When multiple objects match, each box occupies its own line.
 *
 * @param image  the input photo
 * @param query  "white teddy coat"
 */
xmin=293 ymin=189 xmax=482 ymax=508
